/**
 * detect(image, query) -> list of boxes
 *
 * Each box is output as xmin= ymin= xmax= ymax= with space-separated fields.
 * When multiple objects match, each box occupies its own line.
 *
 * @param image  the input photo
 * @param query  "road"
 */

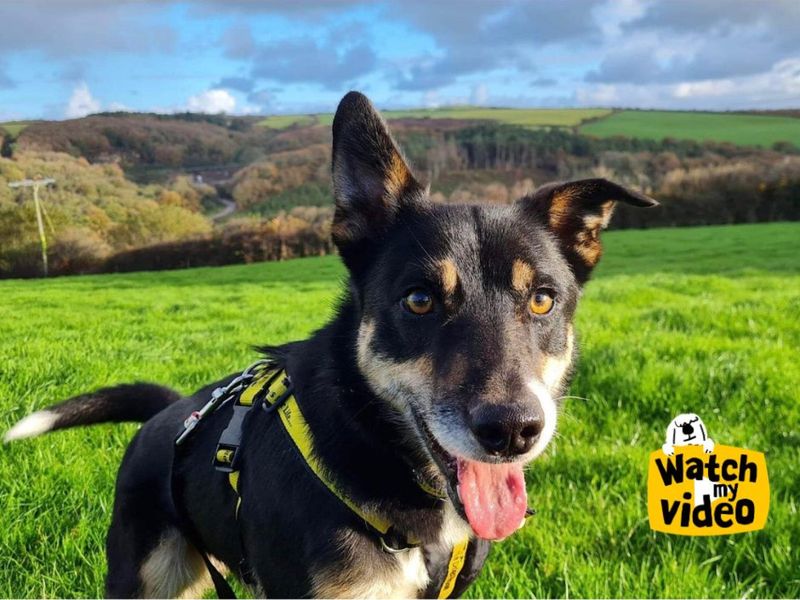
xmin=211 ymin=197 xmax=236 ymax=221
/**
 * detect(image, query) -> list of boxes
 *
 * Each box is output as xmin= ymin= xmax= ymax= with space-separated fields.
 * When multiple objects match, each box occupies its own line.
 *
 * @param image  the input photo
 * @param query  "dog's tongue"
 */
xmin=457 ymin=458 xmax=527 ymax=540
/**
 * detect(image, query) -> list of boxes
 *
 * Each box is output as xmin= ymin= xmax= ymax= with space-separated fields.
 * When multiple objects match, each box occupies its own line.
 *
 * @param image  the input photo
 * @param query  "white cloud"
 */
xmin=107 ymin=101 xmax=131 ymax=112
xmin=65 ymin=82 xmax=100 ymax=118
xmin=575 ymin=58 xmax=800 ymax=110
xmin=470 ymin=83 xmax=489 ymax=106
xmin=186 ymin=88 xmax=236 ymax=113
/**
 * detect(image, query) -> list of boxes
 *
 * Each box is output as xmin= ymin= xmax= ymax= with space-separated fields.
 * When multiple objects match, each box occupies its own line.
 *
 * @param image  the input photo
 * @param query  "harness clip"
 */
xmin=213 ymin=402 xmax=251 ymax=473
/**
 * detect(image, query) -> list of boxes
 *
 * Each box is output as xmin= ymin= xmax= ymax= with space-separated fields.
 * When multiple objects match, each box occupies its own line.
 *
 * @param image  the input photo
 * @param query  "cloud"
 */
xmin=247 ymin=88 xmax=274 ymax=108
xmin=65 ymin=82 xmax=101 ymax=118
xmin=107 ymin=101 xmax=131 ymax=112
xmin=391 ymin=1 xmax=603 ymax=90
xmin=0 ymin=61 xmax=14 ymax=89
xmin=250 ymin=36 xmax=377 ymax=90
xmin=4 ymin=0 xmax=800 ymax=117
xmin=221 ymin=23 xmax=257 ymax=60
xmin=215 ymin=76 xmax=255 ymax=93
xmin=0 ymin=1 xmax=175 ymax=57
xmin=186 ymin=89 xmax=236 ymax=113
xmin=587 ymin=0 xmax=800 ymax=84
xmin=576 ymin=58 xmax=800 ymax=110
xmin=470 ymin=84 xmax=489 ymax=106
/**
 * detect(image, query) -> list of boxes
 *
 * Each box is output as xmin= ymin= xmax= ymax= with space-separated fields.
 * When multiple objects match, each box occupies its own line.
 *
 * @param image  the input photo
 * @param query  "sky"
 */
xmin=1 ymin=0 xmax=799 ymax=121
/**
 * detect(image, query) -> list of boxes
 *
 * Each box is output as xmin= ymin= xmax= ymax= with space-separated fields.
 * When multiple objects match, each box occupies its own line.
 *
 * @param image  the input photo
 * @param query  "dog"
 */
xmin=4 ymin=91 xmax=657 ymax=598
xmin=662 ymin=413 xmax=715 ymax=456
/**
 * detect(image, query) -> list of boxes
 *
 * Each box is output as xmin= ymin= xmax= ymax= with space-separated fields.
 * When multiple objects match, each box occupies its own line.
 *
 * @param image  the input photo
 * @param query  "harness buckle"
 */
xmin=213 ymin=402 xmax=251 ymax=473
xmin=261 ymin=376 xmax=293 ymax=414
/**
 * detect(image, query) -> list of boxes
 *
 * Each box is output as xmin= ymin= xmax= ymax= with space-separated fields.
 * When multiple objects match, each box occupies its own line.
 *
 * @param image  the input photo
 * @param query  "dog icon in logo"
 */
xmin=662 ymin=413 xmax=714 ymax=456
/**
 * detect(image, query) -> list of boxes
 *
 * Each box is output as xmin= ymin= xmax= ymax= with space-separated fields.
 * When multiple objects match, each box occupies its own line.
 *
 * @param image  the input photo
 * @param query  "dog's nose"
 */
xmin=468 ymin=404 xmax=543 ymax=457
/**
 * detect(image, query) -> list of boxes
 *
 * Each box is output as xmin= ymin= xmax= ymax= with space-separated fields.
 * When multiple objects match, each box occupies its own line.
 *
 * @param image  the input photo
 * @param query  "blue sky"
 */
xmin=1 ymin=0 xmax=799 ymax=121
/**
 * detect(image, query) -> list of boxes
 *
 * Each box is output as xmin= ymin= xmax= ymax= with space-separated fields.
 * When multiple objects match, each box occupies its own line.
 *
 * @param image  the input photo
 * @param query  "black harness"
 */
xmin=171 ymin=362 xmax=491 ymax=598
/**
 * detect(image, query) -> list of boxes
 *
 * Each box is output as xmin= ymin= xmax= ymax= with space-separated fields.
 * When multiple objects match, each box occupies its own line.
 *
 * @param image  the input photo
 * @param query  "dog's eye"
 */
xmin=402 ymin=289 xmax=434 ymax=315
xmin=529 ymin=289 xmax=555 ymax=315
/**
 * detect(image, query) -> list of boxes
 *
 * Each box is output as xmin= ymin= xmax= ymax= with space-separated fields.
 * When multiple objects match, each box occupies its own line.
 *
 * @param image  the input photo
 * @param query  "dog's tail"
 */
xmin=3 ymin=383 xmax=182 ymax=443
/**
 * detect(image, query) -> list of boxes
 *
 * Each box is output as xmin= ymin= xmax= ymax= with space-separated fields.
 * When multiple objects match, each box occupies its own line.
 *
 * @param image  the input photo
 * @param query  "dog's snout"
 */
xmin=468 ymin=404 xmax=543 ymax=457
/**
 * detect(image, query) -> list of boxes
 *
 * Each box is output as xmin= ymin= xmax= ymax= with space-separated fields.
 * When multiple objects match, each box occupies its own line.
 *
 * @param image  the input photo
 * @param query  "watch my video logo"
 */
xmin=647 ymin=413 xmax=769 ymax=535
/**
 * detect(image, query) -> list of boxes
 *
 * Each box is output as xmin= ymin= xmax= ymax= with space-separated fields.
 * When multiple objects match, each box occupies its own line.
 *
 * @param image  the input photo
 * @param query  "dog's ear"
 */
xmin=331 ymin=91 xmax=426 ymax=266
xmin=518 ymin=178 xmax=657 ymax=283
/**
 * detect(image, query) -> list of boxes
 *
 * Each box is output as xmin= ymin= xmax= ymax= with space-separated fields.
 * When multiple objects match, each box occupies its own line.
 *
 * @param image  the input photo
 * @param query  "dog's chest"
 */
xmin=312 ymin=505 xmax=479 ymax=598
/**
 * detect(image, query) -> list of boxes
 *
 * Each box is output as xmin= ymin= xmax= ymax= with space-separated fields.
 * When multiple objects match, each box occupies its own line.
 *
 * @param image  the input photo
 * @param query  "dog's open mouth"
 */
xmin=411 ymin=408 xmax=528 ymax=541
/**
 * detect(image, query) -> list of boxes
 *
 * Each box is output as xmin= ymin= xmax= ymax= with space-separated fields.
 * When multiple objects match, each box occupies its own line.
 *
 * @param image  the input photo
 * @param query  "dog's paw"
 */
xmin=662 ymin=443 xmax=674 ymax=456
xmin=703 ymin=438 xmax=715 ymax=453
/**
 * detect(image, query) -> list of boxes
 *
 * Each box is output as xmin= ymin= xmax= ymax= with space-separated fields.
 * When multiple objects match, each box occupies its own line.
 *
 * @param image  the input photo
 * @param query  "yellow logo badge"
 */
xmin=647 ymin=413 xmax=769 ymax=535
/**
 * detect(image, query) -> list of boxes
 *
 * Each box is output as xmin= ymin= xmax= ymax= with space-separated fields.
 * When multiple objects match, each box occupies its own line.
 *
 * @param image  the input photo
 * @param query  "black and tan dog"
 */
xmin=4 ymin=92 xmax=657 ymax=598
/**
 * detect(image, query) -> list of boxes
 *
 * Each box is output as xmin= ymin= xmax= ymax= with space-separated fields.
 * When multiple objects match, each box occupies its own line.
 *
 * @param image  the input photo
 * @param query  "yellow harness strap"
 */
xmin=438 ymin=539 xmax=469 ymax=599
xmin=226 ymin=368 xmax=469 ymax=598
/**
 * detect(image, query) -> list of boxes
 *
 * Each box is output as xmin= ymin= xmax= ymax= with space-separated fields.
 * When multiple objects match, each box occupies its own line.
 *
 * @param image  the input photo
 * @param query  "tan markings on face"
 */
xmin=438 ymin=258 xmax=459 ymax=296
xmin=357 ymin=321 xmax=434 ymax=409
xmin=541 ymin=326 xmax=575 ymax=392
xmin=384 ymin=151 xmax=411 ymax=200
xmin=312 ymin=530 xmax=429 ymax=598
xmin=511 ymin=259 xmax=535 ymax=293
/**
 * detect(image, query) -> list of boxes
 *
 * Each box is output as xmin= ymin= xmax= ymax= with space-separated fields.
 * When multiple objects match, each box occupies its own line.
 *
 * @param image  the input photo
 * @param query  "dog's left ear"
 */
xmin=331 ymin=91 xmax=426 ymax=269
xmin=517 ymin=178 xmax=657 ymax=283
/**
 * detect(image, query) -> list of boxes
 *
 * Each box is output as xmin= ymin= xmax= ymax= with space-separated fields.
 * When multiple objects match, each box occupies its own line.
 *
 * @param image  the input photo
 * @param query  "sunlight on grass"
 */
xmin=0 ymin=223 xmax=798 ymax=597
xmin=580 ymin=110 xmax=800 ymax=147
xmin=258 ymin=107 xmax=611 ymax=130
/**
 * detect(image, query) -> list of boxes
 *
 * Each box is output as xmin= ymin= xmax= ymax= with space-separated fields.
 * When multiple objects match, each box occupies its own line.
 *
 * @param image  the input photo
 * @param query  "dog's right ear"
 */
xmin=331 ymin=91 xmax=426 ymax=266
xmin=517 ymin=178 xmax=657 ymax=284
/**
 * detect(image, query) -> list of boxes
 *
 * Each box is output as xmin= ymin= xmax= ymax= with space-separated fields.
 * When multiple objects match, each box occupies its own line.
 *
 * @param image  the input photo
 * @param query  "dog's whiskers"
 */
xmin=554 ymin=395 xmax=591 ymax=402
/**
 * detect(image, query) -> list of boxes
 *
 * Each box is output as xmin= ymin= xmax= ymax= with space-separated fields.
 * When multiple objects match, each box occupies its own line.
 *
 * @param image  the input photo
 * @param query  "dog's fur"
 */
xmin=4 ymin=91 xmax=657 ymax=598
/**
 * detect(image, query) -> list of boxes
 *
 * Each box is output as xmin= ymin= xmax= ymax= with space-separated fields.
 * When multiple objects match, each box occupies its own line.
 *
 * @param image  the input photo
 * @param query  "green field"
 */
xmin=1 ymin=222 xmax=799 ymax=597
xmin=258 ymin=107 xmax=611 ymax=130
xmin=0 ymin=121 xmax=31 ymax=137
xmin=580 ymin=110 xmax=800 ymax=148
xmin=258 ymin=106 xmax=800 ymax=148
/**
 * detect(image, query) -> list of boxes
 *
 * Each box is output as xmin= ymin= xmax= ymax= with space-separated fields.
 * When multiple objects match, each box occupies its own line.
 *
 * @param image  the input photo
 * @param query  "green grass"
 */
xmin=580 ymin=110 xmax=800 ymax=148
xmin=258 ymin=107 xmax=611 ymax=130
xmin=0 ymin=121 xmax=31 ymax=137
xmin=1 ymin=222 xmax=799 ymax=597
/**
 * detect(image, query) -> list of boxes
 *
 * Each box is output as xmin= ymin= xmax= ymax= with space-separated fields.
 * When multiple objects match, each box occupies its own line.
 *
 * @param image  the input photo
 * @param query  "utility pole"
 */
xmin=8 ymin=177 xmax=56 ymax=277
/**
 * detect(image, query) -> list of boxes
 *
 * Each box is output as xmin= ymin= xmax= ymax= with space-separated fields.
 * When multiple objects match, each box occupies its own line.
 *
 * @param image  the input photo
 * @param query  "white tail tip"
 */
xmin=4 ymin=410 xmax=59 ymax=443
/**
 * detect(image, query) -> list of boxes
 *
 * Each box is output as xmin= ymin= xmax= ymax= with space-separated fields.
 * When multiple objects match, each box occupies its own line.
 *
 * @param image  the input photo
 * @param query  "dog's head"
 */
xmin=331 ymin=92 xmax=657 ymax=540
xmin=666 ymin=413 xmax=709 ymax=446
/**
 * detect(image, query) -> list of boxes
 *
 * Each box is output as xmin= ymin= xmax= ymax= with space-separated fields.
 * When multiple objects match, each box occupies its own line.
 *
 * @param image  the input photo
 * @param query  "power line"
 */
xmin=8 ymin=177 xmax=56 ymax=277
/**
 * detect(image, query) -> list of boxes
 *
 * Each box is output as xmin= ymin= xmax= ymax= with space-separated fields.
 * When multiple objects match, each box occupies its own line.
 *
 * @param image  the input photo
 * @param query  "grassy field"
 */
xmin=258 ymin=107 xmax=611 ymax=129
xmin=258 ymin=106 xmax=800 ymax=148
xmin=580 ymin=110 xmax=800 ymax=148
xmin=0 ymin=121 xmax=31 ymax=137
xmin=1 ymin=222 xmax=799 ymax=597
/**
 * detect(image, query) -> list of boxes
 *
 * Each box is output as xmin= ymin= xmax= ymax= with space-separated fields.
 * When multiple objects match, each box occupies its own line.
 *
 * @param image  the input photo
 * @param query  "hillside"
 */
xmin=580 ymin=110 xmax=800 ymax=147
xmin=1 ymin=108 xmax=800 ymax=278
xmin=256 ymin=107 xmax=800 ymax=148
xmin=259 ymin=107 xmax=612 ymax=129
